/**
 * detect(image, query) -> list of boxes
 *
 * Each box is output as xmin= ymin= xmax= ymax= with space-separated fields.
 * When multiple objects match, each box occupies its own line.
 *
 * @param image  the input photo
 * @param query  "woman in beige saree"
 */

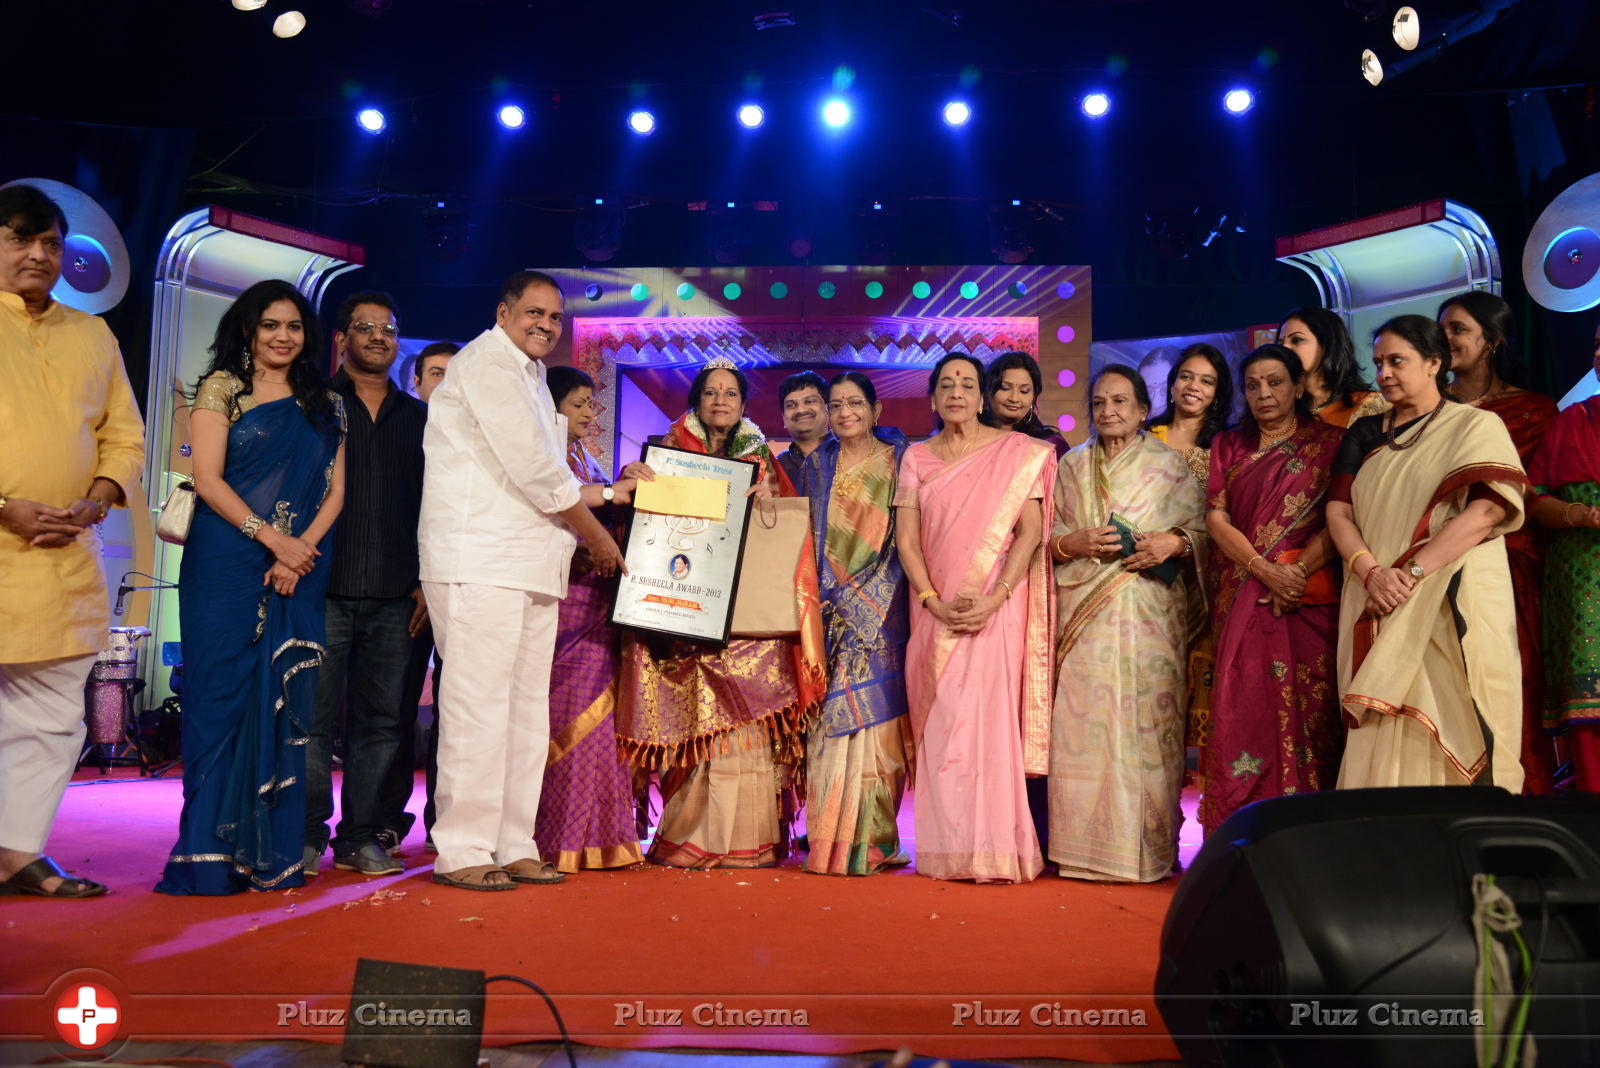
xmin=1328 ymin=316 xmax=1526 ymax=790
xmin=1049 ymin=365 xmax=1206 ymax=882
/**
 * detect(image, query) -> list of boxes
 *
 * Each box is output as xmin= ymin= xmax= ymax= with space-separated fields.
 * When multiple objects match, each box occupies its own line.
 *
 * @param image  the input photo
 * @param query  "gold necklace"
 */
xmin=834 ymin=444 xmax=886 ymax=498
xmin=1258 ymin=419 xmax=1296 ymax=451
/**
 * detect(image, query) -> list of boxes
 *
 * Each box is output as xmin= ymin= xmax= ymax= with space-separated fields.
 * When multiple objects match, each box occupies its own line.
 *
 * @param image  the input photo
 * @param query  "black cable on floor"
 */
xmin=485 ymin=973 xmax=579 ymax=1068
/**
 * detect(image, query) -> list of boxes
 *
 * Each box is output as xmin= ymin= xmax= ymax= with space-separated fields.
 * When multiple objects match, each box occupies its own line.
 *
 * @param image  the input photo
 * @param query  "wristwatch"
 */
xmin=1407 ymin=560 xmax=1426 ymax=580
xmin=600 ymin=484 xmax=615 ymax=503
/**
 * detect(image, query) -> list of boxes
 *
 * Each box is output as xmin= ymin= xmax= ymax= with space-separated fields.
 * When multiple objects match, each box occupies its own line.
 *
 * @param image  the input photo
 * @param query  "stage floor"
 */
xmin=2 ymin=770 xmax=1198 ymax=1064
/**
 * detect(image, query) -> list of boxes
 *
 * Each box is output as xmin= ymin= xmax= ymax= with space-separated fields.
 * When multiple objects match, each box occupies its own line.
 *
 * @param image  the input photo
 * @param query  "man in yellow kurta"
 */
xmin=0 ymin=184 xmax=144 ymax=898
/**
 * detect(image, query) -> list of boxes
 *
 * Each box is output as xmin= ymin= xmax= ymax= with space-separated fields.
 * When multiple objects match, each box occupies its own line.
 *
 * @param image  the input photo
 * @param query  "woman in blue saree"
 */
xmin=157 ymin=280 xmax=345 ymax=896
xmin=800 ymin=371 xmax=913 ymax=875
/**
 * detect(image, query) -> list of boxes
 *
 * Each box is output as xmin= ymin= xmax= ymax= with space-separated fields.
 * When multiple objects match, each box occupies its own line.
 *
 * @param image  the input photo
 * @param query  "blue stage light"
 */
xmin=942 ymin=100 xmax=972 ymax=127
xmin=1223 ymin=88 xmax=1255 ymax=114
xmin=628 ymin=110 xmax=656 ymax=135
xmin=737 ymin=103 xmax=766 ymax=129
xmin=1080 ymin=92 xmax=1111 ymax=118
xmin=497 ymin=105 xmax=526 ymax=129
xmin=822 ymin=98 xmax=852 ymax=129
xmin=356 ymin=108 xmax=386 ymax=134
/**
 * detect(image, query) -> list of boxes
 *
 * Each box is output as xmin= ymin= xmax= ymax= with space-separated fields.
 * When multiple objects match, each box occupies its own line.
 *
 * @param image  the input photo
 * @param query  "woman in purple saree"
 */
xmin=533 ymin=367 xmax=644 ymax=872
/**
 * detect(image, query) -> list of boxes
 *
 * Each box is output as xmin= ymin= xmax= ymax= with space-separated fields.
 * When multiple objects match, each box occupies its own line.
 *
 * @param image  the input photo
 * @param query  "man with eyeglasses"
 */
xmin=305 ymin=291 xmax=428 ymax=877
xmin=777 ymin=370 xmax=829 ymax=489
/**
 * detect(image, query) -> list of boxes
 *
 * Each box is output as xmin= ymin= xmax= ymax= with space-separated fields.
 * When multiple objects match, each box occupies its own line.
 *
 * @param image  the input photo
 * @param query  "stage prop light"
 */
xmin=676 ymin=283 xmax=696 ymax=300
xmin=942 ymin=100 xmax=972 ymax=127
xmin=911 ymin=281 xmax=931 ymax=299
xmin=497 ymin=105 xmax=526 ymax=129
xmin=272 ymin=10 xmax=306 ymax=37
xmin=960 ymin=281 xmax=980 ymax=299
xmin=584 ymin=284 xmax=603 ymax=301
xmin=1393 ymin=6 xmax=1421 ymax=50
xmin=356 ymin=108 xmax=386 ymax=133
xmin=1080 ymin=92 xmax=1111 ymax=118
xmin=817 ymin=281 xmax=837 ymax=299
xmin=231 ymin=0 xmax=267 ymax=9
xmin=821 ymin=98 xmax=852 ymax=128
xmin=865 ymin=280 xmax=884 ymax=298
xmin=630 ymin=283 xmax=649 ymax=300
xmin=1223 ymin=88 xmax=1255 ymax=114
xmin=627 ymin=110 xmax=656 ymax=135
xmin=770 ymin=282 xmax=789 ymax=298
xmin=737 ymin=103 xmax=765 ymax=128
xmin=1361 ymin=49 xmax=1385 ymax=86
xmin=576 ymin=199 xmax=625 ymax=263
xmin=723 ymin=283 xmax=742 ymax=300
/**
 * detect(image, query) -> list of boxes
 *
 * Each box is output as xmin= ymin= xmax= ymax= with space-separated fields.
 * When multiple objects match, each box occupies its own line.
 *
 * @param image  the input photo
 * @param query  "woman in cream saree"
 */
xmin=1329 ymin=316 xmax=1526 ymax=790
xmin=1049 ymin=366 xmax=1206 ymax=882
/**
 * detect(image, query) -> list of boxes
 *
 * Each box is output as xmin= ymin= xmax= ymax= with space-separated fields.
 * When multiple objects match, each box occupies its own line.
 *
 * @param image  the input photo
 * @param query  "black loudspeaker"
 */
xmin=1156 ymin=787 xmax=1600 ymax=1067
xmin=341 ymin=958 xmax=485 ymax=1068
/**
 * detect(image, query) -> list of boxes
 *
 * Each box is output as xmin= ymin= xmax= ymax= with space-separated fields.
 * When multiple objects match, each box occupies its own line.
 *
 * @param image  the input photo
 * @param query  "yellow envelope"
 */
xmin=634 ymin=475 xmax=728 ymax=521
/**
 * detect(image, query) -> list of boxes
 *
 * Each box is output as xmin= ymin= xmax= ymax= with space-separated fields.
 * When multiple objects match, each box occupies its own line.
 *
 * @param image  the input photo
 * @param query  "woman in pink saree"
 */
xmin=895 ymin=353 xmax=1055 ymax=884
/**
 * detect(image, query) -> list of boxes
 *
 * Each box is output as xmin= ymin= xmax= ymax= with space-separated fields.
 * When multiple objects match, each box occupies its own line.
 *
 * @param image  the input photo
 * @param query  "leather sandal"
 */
xmin=503 ymin=859 xmax=567 ymax=884
xmin=431 ymin=864 xmax=516 ymax=891
xmin=0 ymin=856 xmax=107 ymax=899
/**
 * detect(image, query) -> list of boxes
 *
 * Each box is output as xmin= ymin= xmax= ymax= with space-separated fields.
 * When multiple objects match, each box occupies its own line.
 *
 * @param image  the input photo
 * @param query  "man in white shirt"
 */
xmin=419 ymin=270 xmax=627 ymax=890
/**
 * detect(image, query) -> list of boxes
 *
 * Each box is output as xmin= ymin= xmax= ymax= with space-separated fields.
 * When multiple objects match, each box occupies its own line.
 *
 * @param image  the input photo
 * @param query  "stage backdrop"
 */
xmin=511 ymin=266 xmax=1090 ymax=477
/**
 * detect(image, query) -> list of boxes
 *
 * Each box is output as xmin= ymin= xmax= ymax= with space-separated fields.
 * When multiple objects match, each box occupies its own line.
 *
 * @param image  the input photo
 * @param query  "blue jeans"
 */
xmin=305 ymin=595 xmax=414 ymax=855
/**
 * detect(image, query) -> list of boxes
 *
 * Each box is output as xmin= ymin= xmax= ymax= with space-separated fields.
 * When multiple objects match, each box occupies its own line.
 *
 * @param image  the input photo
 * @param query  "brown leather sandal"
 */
xmin=503 ymin=859 xmax=567 ymax=884
xmin=0 ymin=856 xmax=108 ymax=899
xmin=431 ymin=864 xmax=516 ymax=891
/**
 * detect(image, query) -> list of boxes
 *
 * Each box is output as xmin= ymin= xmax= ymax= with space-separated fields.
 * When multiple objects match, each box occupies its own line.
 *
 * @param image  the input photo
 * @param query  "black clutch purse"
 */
xmin=1107 ymin=512 xmax=1180 ymax=585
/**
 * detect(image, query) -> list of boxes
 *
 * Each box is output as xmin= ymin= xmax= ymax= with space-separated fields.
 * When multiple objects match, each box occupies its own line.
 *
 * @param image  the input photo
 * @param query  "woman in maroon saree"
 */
xmin=533 ymin=367 xmax=645 ymax=872
xmin=1438 ymin=292 xmax=1559 ymax=792
xmin=1200 ymin=346 xmax=1345 ymax=832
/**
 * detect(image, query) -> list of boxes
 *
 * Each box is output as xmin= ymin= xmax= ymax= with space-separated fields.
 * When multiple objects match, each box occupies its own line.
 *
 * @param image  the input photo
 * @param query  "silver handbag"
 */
xmin=155 ymin=480 xmax=196 ymax=545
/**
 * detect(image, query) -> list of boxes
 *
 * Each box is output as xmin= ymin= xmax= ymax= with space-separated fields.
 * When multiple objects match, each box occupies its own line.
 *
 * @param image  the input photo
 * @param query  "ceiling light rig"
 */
xmin=1360 ymin=49 xmax=1385 ymax=86
xmin=1392 ymin=6 xmax=1421 ymax=49
xmin=271 ymin=9 xmax=307 ymax=37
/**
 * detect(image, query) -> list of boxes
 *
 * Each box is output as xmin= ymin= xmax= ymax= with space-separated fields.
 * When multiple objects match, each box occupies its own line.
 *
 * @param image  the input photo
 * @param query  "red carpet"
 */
xmin=1 ymin=772 xmax=1189 ymax=1062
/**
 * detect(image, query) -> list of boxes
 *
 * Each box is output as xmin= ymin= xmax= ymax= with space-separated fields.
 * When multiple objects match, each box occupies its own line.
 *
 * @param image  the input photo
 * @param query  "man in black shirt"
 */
xmin=304 ymin=291 xmax=429 ymax=876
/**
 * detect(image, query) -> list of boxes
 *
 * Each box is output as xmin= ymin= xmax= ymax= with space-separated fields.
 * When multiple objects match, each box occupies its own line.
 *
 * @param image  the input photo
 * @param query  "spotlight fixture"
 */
xmin=737 ymin=103 xmax=766 ymax=129
xmin=231 ymin=0 xmax=267 ymax=9
xmin=821 ymin=98 xmax=852 ymax=129
xmin=1360 ymin=49 xmax=1385 ymax=86
xmin=1222 ymin=88 xmax=1255 ymax=114
xmin=1080 ymin=92 xmax=1111 ymax=118
xmin=628 ymin=109 xmax=656 ymax=135
xmin=1392 ymin=5 xmax=1420 ymax=50
xmin=497 ymin=104 xmax=526 ymax=129
xmin=942 ymin=100 xmax=972 ymax=127
xmin=271 ymin=9 xmax=307 ymax=37
xmin=356 ymin=107 xmax=386 ymax=133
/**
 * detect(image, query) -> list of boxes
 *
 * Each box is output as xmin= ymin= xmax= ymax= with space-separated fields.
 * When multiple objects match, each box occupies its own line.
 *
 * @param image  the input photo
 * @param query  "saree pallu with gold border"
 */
xmin=615 ymin=411 xmax=826 ymax=868
xmin=1199 ymin=420 xmax=1344 ymax=833
xmin=1336 ymin=403 xmax=1527 ymax=790
xmin=1049 ymin=433 xmax=1206 ymax=882
xmin=800 ymin=430 xmax=913 ymax=876
xmin=533 ymin=446 xmax=644 ymax=873
xmin=897 ymin=433 xmax=1055 ymax=883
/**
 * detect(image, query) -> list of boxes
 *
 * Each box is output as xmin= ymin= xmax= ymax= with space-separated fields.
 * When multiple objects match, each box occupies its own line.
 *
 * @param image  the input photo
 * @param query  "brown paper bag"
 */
xmin=730 ymin=497 xmax=810 ymax=637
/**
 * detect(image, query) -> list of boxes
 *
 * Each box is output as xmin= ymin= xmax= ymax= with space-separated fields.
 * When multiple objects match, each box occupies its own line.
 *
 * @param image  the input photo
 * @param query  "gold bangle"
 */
xmin=918 ymin=589 xmax=937 ymax=604
xmin=1054 ymin=534 xmax=1074 ymax=560
xmin=1565 ymin=502 xmax=1583 ymax=527
xmin=1347 ymin=548 xmax=1372 ymax=571
xmin=997 ymin=579 xmax=1015 ymax=599
xmin=1245 ymin=554 xmax=1265 ymax=573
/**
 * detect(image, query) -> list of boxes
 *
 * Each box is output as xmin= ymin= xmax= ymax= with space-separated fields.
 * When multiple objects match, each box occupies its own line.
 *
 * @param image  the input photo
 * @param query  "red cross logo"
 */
xmin=54 ymin=982 xmax=121 ymax=1049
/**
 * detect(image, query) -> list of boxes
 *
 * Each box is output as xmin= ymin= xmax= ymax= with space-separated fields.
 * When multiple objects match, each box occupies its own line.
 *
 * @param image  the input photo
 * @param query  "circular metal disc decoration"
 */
xmin=0 ymin=177 xmax=131 ymax=314
xmin=1523 ymin=171 xmax=1600 ymax=312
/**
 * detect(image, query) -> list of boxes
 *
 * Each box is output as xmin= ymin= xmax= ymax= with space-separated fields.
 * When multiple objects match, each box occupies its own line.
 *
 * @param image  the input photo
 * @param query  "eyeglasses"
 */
xmin=350 ymin=322 xmax=398 ymax=337
xmin=826 ymin=398 xmax=871 ymax=412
